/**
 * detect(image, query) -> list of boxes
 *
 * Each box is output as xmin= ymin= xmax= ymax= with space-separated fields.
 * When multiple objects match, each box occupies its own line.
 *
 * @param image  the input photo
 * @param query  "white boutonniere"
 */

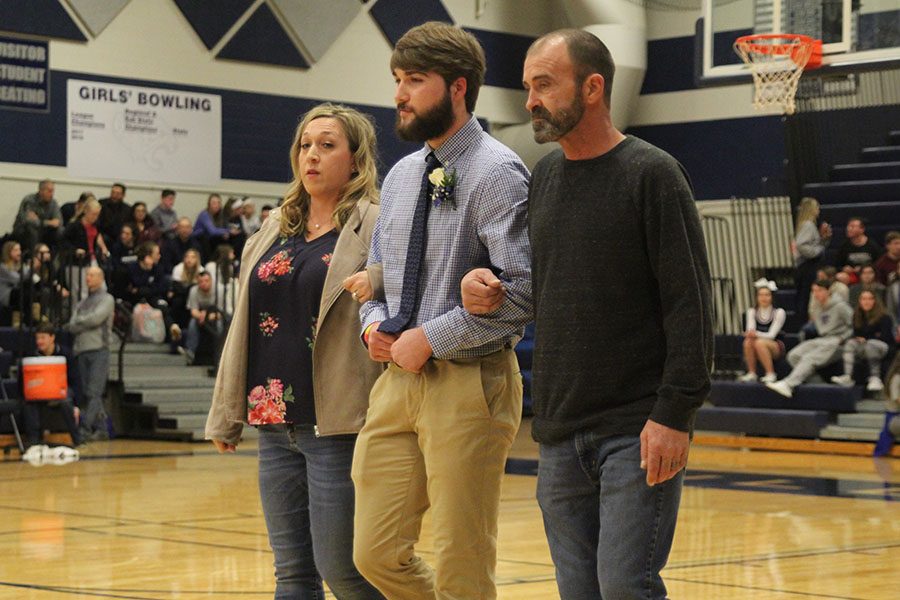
xmin=428 ymin=167 xmax=457 ymax=209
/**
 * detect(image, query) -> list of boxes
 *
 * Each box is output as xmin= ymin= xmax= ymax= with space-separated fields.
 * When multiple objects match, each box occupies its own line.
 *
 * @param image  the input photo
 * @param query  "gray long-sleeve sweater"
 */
xmin=65 ymin=288 xmax=114 ymax=355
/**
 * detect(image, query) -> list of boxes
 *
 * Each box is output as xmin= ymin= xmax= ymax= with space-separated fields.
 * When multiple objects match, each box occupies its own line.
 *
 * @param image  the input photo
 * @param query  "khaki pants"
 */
xmin=352 ymin=349 xmax=522 ymax=600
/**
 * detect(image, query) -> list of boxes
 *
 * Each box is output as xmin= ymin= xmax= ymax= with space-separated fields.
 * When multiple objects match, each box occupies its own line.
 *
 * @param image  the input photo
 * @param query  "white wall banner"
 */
xmin=67 ymin=79 xmax=221 ymax=185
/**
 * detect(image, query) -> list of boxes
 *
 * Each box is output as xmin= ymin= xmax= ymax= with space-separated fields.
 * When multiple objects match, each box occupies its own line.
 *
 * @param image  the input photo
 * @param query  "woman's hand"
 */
xmin=343 ymin=270 xmax=373 ymax=303
xmin=212 ymin=439 xmax=237 ymax=453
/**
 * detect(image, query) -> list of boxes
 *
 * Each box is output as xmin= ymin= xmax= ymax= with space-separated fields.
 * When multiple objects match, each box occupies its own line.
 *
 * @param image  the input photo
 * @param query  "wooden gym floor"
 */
xmin=1 ymin=420 xmax=898 ymax=599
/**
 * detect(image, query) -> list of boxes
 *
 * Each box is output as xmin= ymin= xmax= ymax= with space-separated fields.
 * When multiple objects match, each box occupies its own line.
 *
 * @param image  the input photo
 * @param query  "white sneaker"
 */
xmin=867 ymin=376 xmax=884 ymax=392
xmin=760 ymin=373 xmax=777 ymax=384
xmin=831 ymin=374 xmax=854 ymax=388
xmin=738 ymin=372 xmax=758 ymax=382
xmin=766 ymin=380 xmax=793 ymax=398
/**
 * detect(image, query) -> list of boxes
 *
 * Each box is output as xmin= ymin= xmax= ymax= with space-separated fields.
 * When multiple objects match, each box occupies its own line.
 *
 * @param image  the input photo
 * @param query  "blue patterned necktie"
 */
xmin=378 ymin=152 xmax=441 ymax=334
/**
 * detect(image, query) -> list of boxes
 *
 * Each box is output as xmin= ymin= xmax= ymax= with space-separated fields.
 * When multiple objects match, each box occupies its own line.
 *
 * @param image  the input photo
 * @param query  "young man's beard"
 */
xmin=396 ymin=87 xmax=455 ymax=142
xmin=530 ymin=92 xmax=585 ymax=144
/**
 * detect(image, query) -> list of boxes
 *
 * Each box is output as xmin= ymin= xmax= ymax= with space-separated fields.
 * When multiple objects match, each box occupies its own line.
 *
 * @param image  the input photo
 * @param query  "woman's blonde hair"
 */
xmin=1 ymin=241 xmax=20 ymax=267
xmin=180 ymin=249 xmax=201 ymax=285
xmin=280 ymin=103 xmax=379 ymax=238
xmin=795 ymin=197 xmax=819 ymax=233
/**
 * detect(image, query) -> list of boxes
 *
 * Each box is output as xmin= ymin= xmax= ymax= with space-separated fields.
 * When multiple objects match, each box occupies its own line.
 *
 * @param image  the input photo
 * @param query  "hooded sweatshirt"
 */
xmin=813 ymin=294 xmax=853 ymax=340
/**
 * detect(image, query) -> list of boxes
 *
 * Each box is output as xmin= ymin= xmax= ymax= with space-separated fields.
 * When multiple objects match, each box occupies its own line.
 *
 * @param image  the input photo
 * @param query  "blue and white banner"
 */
xmin=0 ymin=36 xmax=49 ymax=112
xmin=67 ymin=79 xmax=221 ymax=185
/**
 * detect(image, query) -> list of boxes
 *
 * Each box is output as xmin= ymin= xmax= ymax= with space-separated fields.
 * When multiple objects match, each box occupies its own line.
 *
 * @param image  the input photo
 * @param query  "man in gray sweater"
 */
xmin=462 ymin=29 xmax=712 ymax=600
xmin=64 ymin=266 xmax=114 ymax=440
xmin=767 ymin=280 xmax=854 ymax=397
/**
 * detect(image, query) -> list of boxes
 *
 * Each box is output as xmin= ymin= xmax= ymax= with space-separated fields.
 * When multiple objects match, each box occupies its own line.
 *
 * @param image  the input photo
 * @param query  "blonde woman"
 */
xmin=171 ymin=248 xmax=202 ymax=286
xmin=206 ymin=104 xmax=384 ymax=599
xmin=792 ymin=197 xmax=831 ymax=322
xmin=0 ymin=241 xmax=24 ymax=311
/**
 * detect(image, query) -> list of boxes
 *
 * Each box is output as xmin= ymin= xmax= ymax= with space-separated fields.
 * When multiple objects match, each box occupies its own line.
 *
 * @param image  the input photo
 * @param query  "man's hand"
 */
xmin=640 ymin=419 xmax=689 ymax=486
xmin=212 ymin=439 xmax=236 ymax=453
xmin=196 ymin=310 xmax=207 ymax=325
xmin=44 ymin=218 xmax=60 ymax=228
xmin=367 ymin=322 xmax=397 ymax=362
xmin=26 ymin=210 xmax=39 ymax=223
xmin=391 ymin=327 xmax=432 ymax=373
xmin=461 ymin=268 xmax=505 ymax=315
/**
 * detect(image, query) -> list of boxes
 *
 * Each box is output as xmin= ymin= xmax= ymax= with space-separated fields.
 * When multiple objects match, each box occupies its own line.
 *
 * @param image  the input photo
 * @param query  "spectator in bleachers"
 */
xmin=739 ymin=279 xmax=786 ymax=383
xmin=21 ymin=322 xmax=81 ymax=448
xmin=108 ymin=224 xmax=137 ymax=300
xmin=260 ymin=204 xmax=273 ymax=224
xmin=97 ymin=183 xmax=131 ymax=240
xmin=181 ymin=270 xmax=224 ymax=364
xmin=831 ymin=289 xmax=893 ymax=392
xmin=169 ymin=248 xmax=202 ymax=338
xmin=150 ymin=189 xmax=178 ymax=239
xmin=109 ymin=223 xmax=137 ymax=268
xmin=27 ymin=243 xmax=69 ymax=324
xmin=61 ymin=191 xmax=92 ymax=225
xmin=171 ymin=248 xmax=202 ymax=285
xmin=238 ymin=199 xmax=261 ymax=237
xmin=0 ymin=241 xmax=24 ymax=323
xmin=808 ymin=266 xmax=849 ymax=323
xmin=13 ymin=179 xmax=62 ymax=252
xmin=887 ymin=262 xmax=900 ymax=328
xmin=792 ymin=197 xmax=831 ymax=323
xmin=767 ymin=279 xmax=853 ymax=398
xmin=874 ymin=231 xmax=900 ymax=286
xmin=64 ymin=266 xmax=114 ymax=441
xmin=193 ymin=193 xmax=236 ymax=259
xmin=125 ymin=241 xmax=166 ymax=306
xmin=127 ymin=202 xmax=161 ymax=244
xmin=205 ymin=244 xmax=238 ymax=310
xmin=835 ymin=217 xmax=883 ymax=285
xmin=848 ymin=264 xmax=886 ymax=307
xmin=62 ymin=197 xmax=109 ymax=265
xmin=126 ymin=241 xmax=179 ymax=343
xmin=162 ymin=217 xmax=201 ymax=273
xmin=204 ymin=244 xmax=237 ymax=285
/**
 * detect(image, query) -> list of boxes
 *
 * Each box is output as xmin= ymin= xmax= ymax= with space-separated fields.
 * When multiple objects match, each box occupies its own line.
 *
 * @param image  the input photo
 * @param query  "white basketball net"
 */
xmin=734 ymin=36 xmax=815 ymax=115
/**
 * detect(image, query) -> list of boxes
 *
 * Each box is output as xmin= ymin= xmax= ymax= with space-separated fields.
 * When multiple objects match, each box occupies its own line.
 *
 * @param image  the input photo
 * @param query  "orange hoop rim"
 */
xmin=734 ymin=33 xmax=816 ymax=55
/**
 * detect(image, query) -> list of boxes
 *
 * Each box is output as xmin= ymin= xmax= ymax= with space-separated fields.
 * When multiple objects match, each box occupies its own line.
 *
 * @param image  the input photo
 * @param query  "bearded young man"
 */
xmin=463 ymin=29 xmax=713 ymax=599
xmin=351 ymin=21 xmax=532 ymax=600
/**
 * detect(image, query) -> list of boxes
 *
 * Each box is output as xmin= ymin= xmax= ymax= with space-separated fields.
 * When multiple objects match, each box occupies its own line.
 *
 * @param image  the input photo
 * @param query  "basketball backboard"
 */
xmin=701 ymin=0 xmax=900 ymax=82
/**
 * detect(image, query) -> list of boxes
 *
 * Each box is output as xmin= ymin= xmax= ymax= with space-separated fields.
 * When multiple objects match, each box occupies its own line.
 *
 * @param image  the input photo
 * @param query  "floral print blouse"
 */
xmin=246 ymin=231 xmax=337 ymax=425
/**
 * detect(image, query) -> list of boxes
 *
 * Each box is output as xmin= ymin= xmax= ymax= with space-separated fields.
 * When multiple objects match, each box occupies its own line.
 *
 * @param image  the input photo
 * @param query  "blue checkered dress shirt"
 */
xmin=361 ymin=116 xmax=533 ymax=359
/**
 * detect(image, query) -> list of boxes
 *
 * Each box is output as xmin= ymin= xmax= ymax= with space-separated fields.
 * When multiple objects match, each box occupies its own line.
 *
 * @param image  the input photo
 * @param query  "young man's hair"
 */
xmin=35 ymin=322 xmax=56 ymax=336
xmin=161 ymin=189 xmax=176 ymax=198
xmin=112 ymin=182 xmax=127 ymax=194
xmin=884 ymin=231 xmax=900 ymax=244
xmin=391 ymin=21 xmax=486 ymax=113
xmin=136 ymin=241 xmax=158 ymax=261
xmin=813 ymin=279 xmax=833 ymax=290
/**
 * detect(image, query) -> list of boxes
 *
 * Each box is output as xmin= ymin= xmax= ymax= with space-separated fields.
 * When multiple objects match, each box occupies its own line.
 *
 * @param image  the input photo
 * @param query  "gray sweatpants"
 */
xmin=842 ymin=338 xmax=889 ymax=377
xmin=785 ymin=337 xmax=843 ymax=388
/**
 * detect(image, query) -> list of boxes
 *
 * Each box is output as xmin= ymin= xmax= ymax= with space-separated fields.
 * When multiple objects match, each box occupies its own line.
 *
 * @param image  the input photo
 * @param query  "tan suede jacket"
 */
xmin=205 ymin=199 xmax=384 ymax=443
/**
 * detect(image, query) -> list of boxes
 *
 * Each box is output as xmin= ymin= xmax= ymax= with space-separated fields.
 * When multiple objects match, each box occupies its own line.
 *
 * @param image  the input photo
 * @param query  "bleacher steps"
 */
xmin=836 ymin=412 xmax=885 ymax=428
xmin=830 ymin=161 xmax=900 ymax=181
xmin=818 ymin=425 xmax=881 ymax=442
xmin=695 ymin=406 xmax=829 ymax=439
xmin=860 ymin=146 xmax=900 ymax=162
xmin=888 ymin=131 xmax=900 ymax=145
xmin=802 ymin=179 xmax=900 ymax=204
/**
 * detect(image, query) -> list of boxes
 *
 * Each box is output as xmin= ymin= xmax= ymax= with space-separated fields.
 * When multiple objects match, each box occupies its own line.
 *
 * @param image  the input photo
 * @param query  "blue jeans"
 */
xmin=257 ymin=425 xmax=383 ymax=600
xmin=537 ymin=433 xmax=684 ymax=600
xmin=23 ymin=390 xmax=80 ymax=447
xmin=77 ymin=349 xmax=109 ymax=436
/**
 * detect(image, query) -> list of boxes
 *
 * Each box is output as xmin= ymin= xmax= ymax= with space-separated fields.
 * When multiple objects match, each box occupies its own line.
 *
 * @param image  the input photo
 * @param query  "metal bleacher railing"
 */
xmin=699 ymin=196 xmax=795 ymax=336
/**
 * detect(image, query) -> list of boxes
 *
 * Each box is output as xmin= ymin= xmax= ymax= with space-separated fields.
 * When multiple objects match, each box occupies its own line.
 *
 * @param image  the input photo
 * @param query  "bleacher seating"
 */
xmin=704 ymin=128 xmax=900 ymax=442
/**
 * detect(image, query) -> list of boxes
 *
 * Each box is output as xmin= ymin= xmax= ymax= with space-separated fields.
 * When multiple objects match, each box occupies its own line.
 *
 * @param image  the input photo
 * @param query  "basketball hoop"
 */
xmin=734 ymin=34 xmax=822 ymax=115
